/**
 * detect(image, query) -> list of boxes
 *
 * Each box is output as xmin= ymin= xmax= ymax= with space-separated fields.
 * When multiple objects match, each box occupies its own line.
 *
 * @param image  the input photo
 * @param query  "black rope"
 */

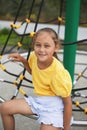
xmin=5 ymin=70 xmax=19 ymax=77
xmin=11 ymin=45 xmax=31 ymax=99
xmin=0 ymin=0 xmax=24 ymax=55
xmin=12 ymin=0 xmax=36 ymax=52
xmin=34 ymin=0 xmax=44 ymax=32
xmin=74 ymin=66 xmax=87 ymax=83
xmin=13 ymin=0 xmax=44 ymax=36
xmin=58 ymin=0 xmax=64 ymax=34
xmin=72 ymin=101 xmax=84 ymax=111
xmin=4 ymin=69 xmax=32 ymax=83
xmin=18 ymin=0 xmax=35 ymax=49
xmin=62 ymin=39 xmax=87 ymax=46
xmin=5 ymin=45 xmax=17 ymax=54
xmin=72 ymin=87 xmax=87 ymax=92
xmin=1 ymin=79 xmax=33 ymax=88
xmin=12 ymin=0 xmax=40 ymax=95
xmin=28 ymin=0 xmax=35 ymax=19
xmin=24 ymin=77 xmax=32 ymax=83
xmin=72 ymin=100 xmax=87 ymax=114
xmin=72 ymin=109 xmax=84 ymax=112
xmin=79 ymin=101 xmax=87 ymax=104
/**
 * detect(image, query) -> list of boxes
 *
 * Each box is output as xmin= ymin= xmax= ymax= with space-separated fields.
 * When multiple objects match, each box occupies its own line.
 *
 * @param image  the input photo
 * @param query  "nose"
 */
xmin=40 ymin=46 xmax=45 ymax=52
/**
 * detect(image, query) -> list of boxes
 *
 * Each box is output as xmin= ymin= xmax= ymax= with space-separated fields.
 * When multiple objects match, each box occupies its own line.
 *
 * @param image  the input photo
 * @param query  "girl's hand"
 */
xmin=8 ymin=53 xmax=31 ymax=73
xmin=8 ymin=53 xmax=24 ymax=63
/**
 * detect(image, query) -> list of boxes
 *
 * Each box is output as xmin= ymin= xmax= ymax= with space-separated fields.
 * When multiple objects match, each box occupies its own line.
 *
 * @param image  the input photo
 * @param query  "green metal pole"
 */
xmin=63 ymin=0 xmax=80 ymax=85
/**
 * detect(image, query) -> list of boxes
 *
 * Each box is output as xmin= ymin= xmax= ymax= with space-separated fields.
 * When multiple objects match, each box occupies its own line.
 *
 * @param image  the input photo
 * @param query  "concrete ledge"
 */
xmin=72 ymin=120 xmax=87 ymax=127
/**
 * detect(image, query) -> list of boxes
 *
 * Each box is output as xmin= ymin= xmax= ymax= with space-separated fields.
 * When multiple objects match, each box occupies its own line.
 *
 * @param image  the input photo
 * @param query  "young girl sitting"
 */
xmin=0 ymin=28 xmax=72 ymax=130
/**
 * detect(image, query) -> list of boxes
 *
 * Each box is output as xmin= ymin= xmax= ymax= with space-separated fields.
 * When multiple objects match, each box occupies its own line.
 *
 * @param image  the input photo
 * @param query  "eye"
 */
xmin=35 ymin=43 xmax=41 ymax=47
xmin=44 ymin=44 xmax=50 ymax=48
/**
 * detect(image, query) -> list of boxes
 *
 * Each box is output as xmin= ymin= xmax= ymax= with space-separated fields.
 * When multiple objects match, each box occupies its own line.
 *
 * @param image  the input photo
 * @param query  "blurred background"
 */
xmin=0 ymin=0 xmax=87 ymax=52
xmin=0 ymin=0 xmax=87 ymax=130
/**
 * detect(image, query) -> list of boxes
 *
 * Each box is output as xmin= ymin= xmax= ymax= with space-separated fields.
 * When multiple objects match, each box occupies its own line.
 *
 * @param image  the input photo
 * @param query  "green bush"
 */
xmin=0 ymin=28 xmax=10 ymax=35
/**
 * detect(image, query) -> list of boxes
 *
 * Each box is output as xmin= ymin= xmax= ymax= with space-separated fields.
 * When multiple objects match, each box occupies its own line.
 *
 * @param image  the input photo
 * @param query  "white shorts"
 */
xmin=25 ymin=96 xmax=64 ymax=128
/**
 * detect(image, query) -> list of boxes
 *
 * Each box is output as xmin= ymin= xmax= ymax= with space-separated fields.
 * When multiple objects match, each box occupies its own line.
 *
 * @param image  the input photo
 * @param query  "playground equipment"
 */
xmin=0 ymin=0 xmax=87 ymax=128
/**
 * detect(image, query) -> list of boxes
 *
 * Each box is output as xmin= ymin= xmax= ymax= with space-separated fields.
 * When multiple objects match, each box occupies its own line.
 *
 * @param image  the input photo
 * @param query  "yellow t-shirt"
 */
xmin=28 ymin=51 xmax=72 ymax=97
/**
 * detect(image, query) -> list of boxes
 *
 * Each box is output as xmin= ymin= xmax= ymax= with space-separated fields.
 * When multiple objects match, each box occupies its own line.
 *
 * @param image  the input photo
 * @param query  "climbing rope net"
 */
xmin=0 ymin=0 xmax=87 ymax=127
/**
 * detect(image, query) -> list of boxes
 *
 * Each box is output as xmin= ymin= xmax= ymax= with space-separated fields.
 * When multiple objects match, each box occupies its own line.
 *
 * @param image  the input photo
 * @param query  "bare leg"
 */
xmin=1 ymin=113 xmax=15 ymax=130
xmin=40 ymin=124 xmax=62 ymax=130
xmin=0 ymin=98 xmax=34 ymax=130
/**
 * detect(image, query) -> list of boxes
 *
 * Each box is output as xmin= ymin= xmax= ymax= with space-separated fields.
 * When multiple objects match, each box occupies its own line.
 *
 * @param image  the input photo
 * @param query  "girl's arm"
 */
xmin=62 ymin=96 xmax=72 ymax=130
xmin=8 ymin=53 xmax=31 ymax=74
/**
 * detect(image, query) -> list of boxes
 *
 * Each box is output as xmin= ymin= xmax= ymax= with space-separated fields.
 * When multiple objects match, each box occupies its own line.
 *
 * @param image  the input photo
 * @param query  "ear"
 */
xmin=54 ymin=44 xmax=60 ymax=52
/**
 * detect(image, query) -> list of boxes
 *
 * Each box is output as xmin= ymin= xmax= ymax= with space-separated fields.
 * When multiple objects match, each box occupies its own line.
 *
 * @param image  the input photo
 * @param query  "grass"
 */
xmin=0 ymin=28 xmax=32 ymax=51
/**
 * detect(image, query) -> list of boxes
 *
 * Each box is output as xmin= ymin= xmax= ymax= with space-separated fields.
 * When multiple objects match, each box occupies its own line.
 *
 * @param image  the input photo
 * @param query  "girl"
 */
xmin=0 ymin=28 xmax=72 ymax=130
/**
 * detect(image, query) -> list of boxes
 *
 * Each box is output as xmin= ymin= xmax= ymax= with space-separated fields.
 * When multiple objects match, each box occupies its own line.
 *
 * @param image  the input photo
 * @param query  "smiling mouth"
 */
xmin=38 ymin=53 xmax=46 ymax=56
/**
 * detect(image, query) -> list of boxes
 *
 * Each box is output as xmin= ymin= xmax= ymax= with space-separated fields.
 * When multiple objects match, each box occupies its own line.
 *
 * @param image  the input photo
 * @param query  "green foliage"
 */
xmin=0 ymin=0 xmax=62 ymax=21
xmin=0 ymin=28 xmax=31 ymax=51
xmin=0 ymin=35 xmax=8 ymax=46
xmin=0 ymin=28 xmax=10 ymax=34
xmin=0 ymin=28 xmax=9 ymax=47
xmin=0 ymin=0 xmax=87 ymax=24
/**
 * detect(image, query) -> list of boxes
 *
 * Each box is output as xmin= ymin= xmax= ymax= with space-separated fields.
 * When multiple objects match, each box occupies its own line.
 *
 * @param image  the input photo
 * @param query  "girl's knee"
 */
xmin=0 ymin=102 xmax=10 ymax=115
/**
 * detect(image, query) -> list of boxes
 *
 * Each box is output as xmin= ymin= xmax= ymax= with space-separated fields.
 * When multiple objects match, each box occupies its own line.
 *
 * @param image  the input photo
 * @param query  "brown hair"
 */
xmin=32 ymin=28 xmax=61 ymax=59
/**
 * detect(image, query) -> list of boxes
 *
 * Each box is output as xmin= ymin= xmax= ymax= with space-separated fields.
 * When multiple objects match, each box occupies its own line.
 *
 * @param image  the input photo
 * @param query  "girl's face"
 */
xmin=34 ymin=32 xmax=59 ymax=66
